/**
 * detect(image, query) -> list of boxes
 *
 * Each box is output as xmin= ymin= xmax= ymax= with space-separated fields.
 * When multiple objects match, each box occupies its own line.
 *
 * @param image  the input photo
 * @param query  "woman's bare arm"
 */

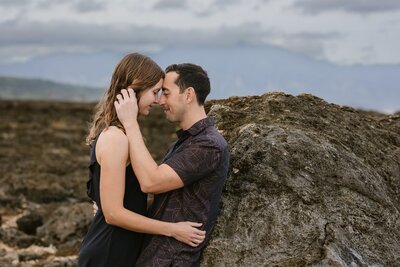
xmin=97 ymin=126 xmax=205 ymax=247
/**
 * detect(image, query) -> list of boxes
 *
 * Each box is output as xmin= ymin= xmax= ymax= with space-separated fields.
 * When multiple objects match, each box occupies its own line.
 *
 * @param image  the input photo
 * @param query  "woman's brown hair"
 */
xmin=86 ymin=53 xmax=164 ymax=144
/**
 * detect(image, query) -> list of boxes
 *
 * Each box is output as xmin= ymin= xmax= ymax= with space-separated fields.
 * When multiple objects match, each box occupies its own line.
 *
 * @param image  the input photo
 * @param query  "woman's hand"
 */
xmin=170 ymin=222 xmax=206 ymax=247
xmin=114 ymin=88 xmax=139 ymax=128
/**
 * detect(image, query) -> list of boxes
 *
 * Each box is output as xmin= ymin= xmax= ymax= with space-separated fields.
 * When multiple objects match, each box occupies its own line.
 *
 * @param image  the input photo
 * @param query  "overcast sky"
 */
xmin=1 ymin=0 xmax=399 ymax=113
xmin=1 ymin=0 xmax=400 ymax=65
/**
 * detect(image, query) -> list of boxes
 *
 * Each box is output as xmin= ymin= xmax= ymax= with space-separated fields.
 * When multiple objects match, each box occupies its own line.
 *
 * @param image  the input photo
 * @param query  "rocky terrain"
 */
xmin=0 ymin=100 xmax=176 ymax=267
xmin=0 ymin=93 xmax=399 ymax=266
xmin=0 ymin=76 xmax=103 ymax=102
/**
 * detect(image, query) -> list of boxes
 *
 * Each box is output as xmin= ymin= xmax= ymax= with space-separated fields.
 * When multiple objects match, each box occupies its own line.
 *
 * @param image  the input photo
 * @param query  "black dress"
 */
xmin=78 ymin=134 xmax=147 ymax=267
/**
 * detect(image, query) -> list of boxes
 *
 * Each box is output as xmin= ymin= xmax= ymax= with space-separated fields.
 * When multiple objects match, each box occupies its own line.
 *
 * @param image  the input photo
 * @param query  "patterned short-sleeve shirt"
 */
xmin=135 ymin=117 xmax=230 ymax=267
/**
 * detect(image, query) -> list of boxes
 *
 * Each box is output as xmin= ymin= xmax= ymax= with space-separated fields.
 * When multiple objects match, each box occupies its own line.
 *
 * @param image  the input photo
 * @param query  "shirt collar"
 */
xmin=176 ymin=117 xmax=214 ymax=138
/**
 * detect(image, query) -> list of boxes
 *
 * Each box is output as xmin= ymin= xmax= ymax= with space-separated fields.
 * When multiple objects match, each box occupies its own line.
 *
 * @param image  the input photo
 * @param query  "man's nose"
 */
xmin=158 ymin=95 xmax=166 ymax=105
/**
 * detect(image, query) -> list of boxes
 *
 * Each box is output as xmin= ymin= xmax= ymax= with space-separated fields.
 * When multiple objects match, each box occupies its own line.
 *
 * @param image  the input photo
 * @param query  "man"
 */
xmin=114 ymin=63 xmax=229 ymax=266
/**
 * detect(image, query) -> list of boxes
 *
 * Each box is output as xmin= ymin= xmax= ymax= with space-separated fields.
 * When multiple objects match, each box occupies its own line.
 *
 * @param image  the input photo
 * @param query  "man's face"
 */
xmin=159 ymin=71 xmax=186 ymax=122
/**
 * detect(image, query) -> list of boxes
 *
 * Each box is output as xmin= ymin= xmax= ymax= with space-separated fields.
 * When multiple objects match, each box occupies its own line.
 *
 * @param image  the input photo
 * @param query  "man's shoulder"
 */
xmin=195 ymin=126 xmax=228 ymax=151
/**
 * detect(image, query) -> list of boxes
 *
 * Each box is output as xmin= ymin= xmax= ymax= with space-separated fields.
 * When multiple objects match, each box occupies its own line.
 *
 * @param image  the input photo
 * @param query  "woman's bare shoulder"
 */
xmin=97 ymin=126 xmax=128 ymax=154
xmin=101 ymin=126 xmax=127 ymax=139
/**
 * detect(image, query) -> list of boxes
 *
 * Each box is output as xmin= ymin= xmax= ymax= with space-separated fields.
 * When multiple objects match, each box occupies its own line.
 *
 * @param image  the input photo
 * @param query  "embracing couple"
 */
xmin=78 ymin=53 xmax=230 ymax=267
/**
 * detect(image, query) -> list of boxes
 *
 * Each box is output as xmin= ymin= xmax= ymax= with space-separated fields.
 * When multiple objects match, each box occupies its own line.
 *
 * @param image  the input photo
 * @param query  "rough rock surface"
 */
xmin=0 ymin=94 xmax=399 ymax=266
xmin=0 ymin=101 xmax=176 ymax=266
xmin=37 ymin=203 xmax=93 ymax=247
xmin=16 ymin=213 xmax=43 ymax=235
xmin=201 ymin=93 xmax=400 ymax=266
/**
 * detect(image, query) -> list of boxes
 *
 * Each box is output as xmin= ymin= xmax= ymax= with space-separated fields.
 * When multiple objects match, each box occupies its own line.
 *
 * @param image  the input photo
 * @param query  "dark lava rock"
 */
xmin=0 ymin=101 xmax=176 ymax=205
xmin=18 ymin=250 xmax=50 ymax=262
xmin=37 ymin=202 xmax=93 ymax=246
xmin=0 ymin=250 xmax=15 ymax=267
xmin=16 ymin=213 xmax=43 ymax=235
xmin=201 ymin=93 xmax=400 ymax=266
xmin=56 ymin=239 xmax=82 ymax=257
xmin=0 ymin=227 xmax=38 ymax=248
xmin=42 ymin=258 xmax=77 ymax=267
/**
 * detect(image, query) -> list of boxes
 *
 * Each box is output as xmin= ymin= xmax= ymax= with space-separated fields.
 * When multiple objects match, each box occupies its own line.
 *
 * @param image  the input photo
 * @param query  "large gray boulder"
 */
xmin=202 ymin=93 xmax=400 ymax=266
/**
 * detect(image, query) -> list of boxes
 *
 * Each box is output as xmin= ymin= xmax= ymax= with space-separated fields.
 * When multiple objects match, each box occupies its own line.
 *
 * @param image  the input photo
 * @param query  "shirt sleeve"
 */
xmin=164 ymin=138 xmax=222 ymax=186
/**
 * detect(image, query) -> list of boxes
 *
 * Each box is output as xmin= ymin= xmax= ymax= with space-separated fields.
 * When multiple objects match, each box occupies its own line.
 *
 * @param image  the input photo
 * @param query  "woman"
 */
xmin=78 ymin=53 xmax=205 ymax=266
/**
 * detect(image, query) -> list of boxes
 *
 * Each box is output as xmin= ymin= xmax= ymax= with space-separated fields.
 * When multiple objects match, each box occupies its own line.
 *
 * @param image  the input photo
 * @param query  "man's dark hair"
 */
xmin=165 ymin=63 xmax=210 ymax=105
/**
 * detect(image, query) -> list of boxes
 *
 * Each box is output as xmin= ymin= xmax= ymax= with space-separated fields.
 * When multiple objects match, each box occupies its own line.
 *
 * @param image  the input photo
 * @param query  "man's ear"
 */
xmin=186 ymin=87 xmax=196 ymax=103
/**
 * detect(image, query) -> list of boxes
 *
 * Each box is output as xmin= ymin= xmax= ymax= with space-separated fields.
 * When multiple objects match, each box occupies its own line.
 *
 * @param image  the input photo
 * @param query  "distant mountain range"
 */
xmin=0 ymin=76 xmax=104 ymax=102
xmin=0 ymin=45 xmax=399 ymax=112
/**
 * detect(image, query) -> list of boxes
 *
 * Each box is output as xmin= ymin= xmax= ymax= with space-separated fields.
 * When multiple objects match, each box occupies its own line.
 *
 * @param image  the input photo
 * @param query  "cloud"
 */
xmin=0 ymin=17 xmax=339 ymax=64
xmin=212 ymin=0 xmax=243 ymax=9
xmin=0 ymin=20 xmax=266 ymax=62
xmin=0 ymin=0 xmax=107 ymax=13
xmin=152 ymin=0 xmax=248 ymax=17
xmin=293 ymin=0 xmax=400 ymax=14
xmin=270 ymin=31 xmax=341 ymax=59
xmin=72 ymin=0 xmax=106 ymax=13
xmin=152 ymin=0 xmax=187 ymax=10
xmin=0 ymin=0 xmax=30 ymax=7
xmin=36 ymin=0 xmax=107 ymax=13
xmin=198 ymin=0 xmax=243 ymax=16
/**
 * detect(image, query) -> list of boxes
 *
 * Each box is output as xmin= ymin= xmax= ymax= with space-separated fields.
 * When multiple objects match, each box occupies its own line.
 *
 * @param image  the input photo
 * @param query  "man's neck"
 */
xmin=180 ymin=107 xmax=207 ymax=131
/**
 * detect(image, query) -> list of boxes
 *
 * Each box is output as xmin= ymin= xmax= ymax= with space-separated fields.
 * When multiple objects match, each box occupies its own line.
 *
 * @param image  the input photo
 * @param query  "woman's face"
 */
xmin=137 ymin=78 xmax=163 ymax=116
